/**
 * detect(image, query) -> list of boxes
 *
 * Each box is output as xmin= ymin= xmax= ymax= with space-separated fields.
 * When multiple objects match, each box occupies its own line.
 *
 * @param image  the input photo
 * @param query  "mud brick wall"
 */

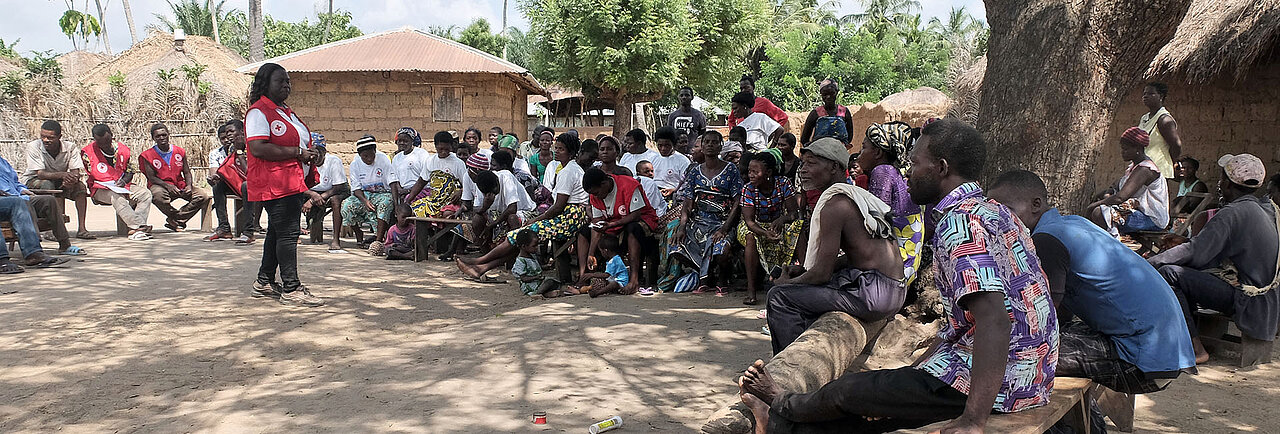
xmin=287 ymin=71 xmax=528 ymax=157
xmin=1099 ymin=60 xmax=1280 ymax=190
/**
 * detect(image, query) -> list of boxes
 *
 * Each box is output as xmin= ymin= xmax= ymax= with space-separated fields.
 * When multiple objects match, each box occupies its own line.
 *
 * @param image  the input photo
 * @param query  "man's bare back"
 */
xmin=820 ymin=195 xmax=904 ymax=280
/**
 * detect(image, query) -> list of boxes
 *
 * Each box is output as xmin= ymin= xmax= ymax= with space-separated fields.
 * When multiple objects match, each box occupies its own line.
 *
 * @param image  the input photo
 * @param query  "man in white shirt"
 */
xmin=731 ymin=91 xmax=783 ymax=152
xmin=23 ymin=120 xmax=91 ymax=238
xmin=466 ymin=168 xmax=536 ymax=250
xmin=649 ymin=126 xmax=691 ymax=197
xmin=303 ymin=137 xmax=349 ymax=251
xmin=204 ymin=123 xmax=237 ymax=241
xmin=390 ymin=127 xmax=431 ymax=205
xmin=618 ymin=128 xmax=661 ymax=175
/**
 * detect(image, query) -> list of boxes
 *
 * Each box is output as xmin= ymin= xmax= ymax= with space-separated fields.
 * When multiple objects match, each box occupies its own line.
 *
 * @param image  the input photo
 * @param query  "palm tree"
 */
xmin=93 ymin=0 xmax=111 ymax=54
xmin=928 ymin=6 xmax=984 ymax=50
xmin=121 ymin=0 xmax=138 ymax=45
xmin=152 ymin=0 xmax=240 ymax=37
xmin=840 ymin=0 xmax=922 ymax=28
xmin=59 ymin=9 xmax=102 ymax=51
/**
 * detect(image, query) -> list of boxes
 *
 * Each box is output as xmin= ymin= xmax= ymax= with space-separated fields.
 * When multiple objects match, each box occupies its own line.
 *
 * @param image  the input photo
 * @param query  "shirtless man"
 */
xmin=764 ymin=137 xmax=906 ymax=353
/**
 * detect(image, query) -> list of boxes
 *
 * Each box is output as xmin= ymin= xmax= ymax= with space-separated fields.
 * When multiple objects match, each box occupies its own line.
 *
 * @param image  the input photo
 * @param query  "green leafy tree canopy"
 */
xmin=457 ymin=18 xmax=507 ymax=58
xmin=261 ymin=11 xmax=362 ymax=59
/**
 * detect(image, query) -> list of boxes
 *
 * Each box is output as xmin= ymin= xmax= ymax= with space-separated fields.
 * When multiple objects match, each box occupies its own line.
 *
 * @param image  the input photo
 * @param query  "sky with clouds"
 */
xmin=2 ymin=0 xmax=985 ymax=56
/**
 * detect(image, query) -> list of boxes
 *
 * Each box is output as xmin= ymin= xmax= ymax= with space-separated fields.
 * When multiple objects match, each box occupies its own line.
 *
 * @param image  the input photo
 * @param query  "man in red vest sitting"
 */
xmin=582 ymin=167 xmax=660 ymax=295
xmin=139 ymin=123 xmax=210 ymax=232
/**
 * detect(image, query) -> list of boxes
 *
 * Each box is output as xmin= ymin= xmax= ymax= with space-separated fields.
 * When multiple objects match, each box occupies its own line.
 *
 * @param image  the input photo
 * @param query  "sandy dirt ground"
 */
xmin=1 ymin=205 xmax=1278 ymax=433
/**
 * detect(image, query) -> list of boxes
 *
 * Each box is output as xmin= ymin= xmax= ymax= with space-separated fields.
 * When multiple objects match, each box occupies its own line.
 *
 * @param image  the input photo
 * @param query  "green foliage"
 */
xmin=523 ymin=0 xmax=769 ymax=105
xmin=457 ymin=18 xmax=507 ymax=57
xmin=108 ymin=70 xmax=126 ymax=88
xmin=152 ymin=0 xmax=248 ymax=56
xmin=180 ymin=62 xmax=207 ymax=86
xmin=157 ymin=68 xmax=177 ymax=83
xmin=427 ymin=25 xmax=459 ymax=40
xmin=261 ymin=11 xmax=362 ymax=59
xmin=25 ymin=50 xmax=62 ymax=81
xmin=503 ymin=27 xmax=535 ymax=69
xmin=59 ymin=9 xmax=102 ymax=50
xmin=757 ymin=23 xmax=950 ymax=110
xmin=197 ymin=81 xmax=212 ymax=96
xmin=0 ymin=38 xmax=21 ymax=61
xmin=0 ymin=71 xmax=24 ymax=101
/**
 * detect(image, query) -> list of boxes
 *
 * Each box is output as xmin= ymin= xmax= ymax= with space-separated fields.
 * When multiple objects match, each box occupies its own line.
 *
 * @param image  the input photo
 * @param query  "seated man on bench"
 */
xmin=990 ymin=170 xmax=1196 ymax=394
xmin=582 ymin=167 xmax=660 ymax=295
xmin=764 ymin=137 xmax=907 ymax=354
xmin=1 ymin=155 xmax=81 ymax=255
xmin=140 ymin=123 xmax=210 ymax=232
xmin=1149 ymin=153 xmax=1280 ymax=363
xmin=22 ymin=120 xmax=92 ymax=239
xmin=82 ymin=124 xmax=153 ymax=240
xmin=739 ymin=119 xmax=1057 ymax=433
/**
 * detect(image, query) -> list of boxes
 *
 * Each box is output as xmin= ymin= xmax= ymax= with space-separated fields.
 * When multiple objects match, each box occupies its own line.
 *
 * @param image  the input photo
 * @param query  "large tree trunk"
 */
xmin=248 ymin=0 xmax=264 ymax=61
xmin=120 ymin=0 xmax=138 ymax=45
xmin=94 ymin=0 xmax=111 ymax=55
xmin=611 ymin=90 xmax=635 ymax=138
xmin=977 ymin=0 xmax=1192 ymax=212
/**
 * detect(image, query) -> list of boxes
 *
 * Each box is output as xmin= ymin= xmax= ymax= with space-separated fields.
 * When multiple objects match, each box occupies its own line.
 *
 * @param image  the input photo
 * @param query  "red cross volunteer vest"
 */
xmin=82 ymin=142 xmax=132 ymax=195
xmin=589 ymin=174 xmax=659 ymax=234
xmin=245 ymin=96 xmax=311 ymax=202
xmin=140 ymin=145 xmax=189 ymax=190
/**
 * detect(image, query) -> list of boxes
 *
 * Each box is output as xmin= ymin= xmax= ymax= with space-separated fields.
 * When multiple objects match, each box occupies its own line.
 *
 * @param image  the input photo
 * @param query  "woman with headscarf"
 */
xmin=667 ymin=130 xmax=743 ymax=294
xmin=1087 ymin=127 xmax=1169 ymax=237
xmin=244 ymin=62 xmax=325 ymax=307
xmin=390 ymin=127 xmax=430 ymax=205
xmin=528 ymin=128 xmax=555 ymax=181
xmin=855 ymin=121 xmax=924 ymax=286
xmin=342 ymin=135 xmax=395 ymax=253
xmin=737 ymin=148 xmax=802 ymax=305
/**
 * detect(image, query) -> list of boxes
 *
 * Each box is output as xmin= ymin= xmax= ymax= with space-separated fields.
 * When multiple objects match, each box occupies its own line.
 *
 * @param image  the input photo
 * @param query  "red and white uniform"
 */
xmin=588 ymin=174 xmax=659 ymax=235
xmin=245 ymin=95 xmax=313 ymax=202
xmin=140 ymin=145 xmax=190 ymax=190
xmin=82 ymin=141 xmax=132 ymax=195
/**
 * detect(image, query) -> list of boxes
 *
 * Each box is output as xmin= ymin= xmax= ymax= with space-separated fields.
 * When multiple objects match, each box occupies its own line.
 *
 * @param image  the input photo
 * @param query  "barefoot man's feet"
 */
xmin=741 ymin=359 xmax=784 ymax=404
xmin=739 ymin=379 xmax=770 ymax=434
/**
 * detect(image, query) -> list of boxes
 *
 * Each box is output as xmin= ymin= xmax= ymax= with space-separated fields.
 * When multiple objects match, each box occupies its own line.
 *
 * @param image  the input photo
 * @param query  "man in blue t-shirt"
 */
xmin=990 ymin=170 xmax=1197 ymax=393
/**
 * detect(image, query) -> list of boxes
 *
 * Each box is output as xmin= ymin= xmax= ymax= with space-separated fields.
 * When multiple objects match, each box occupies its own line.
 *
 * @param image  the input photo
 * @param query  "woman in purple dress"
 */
xmin=855 ymin=122 xmax=924 ymax=286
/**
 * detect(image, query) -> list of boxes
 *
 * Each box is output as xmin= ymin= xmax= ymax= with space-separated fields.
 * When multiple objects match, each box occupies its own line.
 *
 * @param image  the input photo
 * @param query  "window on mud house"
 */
xmin=434 ymin=85 xmax=463 ymax=122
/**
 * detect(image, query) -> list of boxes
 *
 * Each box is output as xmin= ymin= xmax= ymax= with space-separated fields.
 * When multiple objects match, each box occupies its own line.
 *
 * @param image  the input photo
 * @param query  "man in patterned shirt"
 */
xmin=738 ymin=118 xmax=1057 ymax=434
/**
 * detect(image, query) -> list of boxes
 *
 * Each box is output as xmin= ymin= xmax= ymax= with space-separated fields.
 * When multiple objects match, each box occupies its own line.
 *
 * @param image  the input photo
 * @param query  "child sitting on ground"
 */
xmin=574 ymin=237 xmax=630 ymax=298
xmin=511 ymin=230 xmax=562 ymax=298
xmin=384 ymin=203 xmax=416 ymax=260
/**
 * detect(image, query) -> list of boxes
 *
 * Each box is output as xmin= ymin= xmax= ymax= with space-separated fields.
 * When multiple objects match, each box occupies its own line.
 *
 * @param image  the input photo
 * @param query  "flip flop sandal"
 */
xmin=637 ymin=287 xmax=657 ymax=296
xmin=327 ymin=248 xmax=349 ymax=254
xmin=692 ymin=285 xmax=713 ymax=294
xmin=75 ymin=231 xmax=98 ymax=240
xmin=743 ymin=296 xmax=759 ymax=305
xmin=0 ymin=263 xmax=23 ymax=274
xmin=756 ymin=309 xmax=767 ymax=320
xmin=58 ymin=246 xmax=86 ymax=256
xmin=28 ymin=256 xmax=71 ymax=268
xmin=468 ymin=275 xmax=507 ymax=284
xmin=714 ymin=287 xmax=729 ymax=297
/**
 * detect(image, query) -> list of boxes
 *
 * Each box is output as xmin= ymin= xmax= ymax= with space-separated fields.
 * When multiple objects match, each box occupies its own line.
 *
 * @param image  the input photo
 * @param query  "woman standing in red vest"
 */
xmin=244 ymin=63 xmax=325 ymax=307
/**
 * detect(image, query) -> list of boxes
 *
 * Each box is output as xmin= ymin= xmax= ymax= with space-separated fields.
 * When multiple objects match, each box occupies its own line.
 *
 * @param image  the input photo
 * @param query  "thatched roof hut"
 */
xmin=956 ymin=0 xmax=1280 ymax=182
xmin=79 ymin=31 xmax=251 ymax=106
xmin=56 ymin=51 xmax=107 ymax=81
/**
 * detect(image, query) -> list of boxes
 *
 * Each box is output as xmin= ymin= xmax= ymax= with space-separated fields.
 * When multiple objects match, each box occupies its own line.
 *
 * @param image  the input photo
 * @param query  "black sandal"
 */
xmin=0 ymin=262 xmax=23 ymax=274
xmin=27 ymin=256 xmax=71 ymax=268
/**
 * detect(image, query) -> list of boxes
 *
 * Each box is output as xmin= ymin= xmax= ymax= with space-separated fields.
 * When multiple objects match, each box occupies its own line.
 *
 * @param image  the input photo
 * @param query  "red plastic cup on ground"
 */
xmin=533 ymin=412 xmax=547 ymax=424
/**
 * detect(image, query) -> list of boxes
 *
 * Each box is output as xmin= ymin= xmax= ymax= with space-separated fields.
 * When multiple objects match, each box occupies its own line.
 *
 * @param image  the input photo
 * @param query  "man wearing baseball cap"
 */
xmin=1150 ymin=153 xmax=1280 ymax=364
xmin=758 ymin=137 xmax=906 ymax=355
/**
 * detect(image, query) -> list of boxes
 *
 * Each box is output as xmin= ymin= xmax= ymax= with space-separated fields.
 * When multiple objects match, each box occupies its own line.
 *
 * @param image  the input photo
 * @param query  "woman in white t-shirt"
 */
xmin=458 ymin=133 xmax=596 ymax=281
xmin=340 ymin=135 xmax=395 ymax=250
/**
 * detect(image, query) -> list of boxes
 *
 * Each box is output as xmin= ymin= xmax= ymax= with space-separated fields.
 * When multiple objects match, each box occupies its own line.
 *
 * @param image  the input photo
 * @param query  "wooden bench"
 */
xmin=408 ymin=217 xmax=472 ymax=262
xmin=1196 ymin=308 xmax=1275 ymax=367
xmin=1130 ymin=191 xmax=1213 ymax=255
xmin=894 ymin=377 xmax=1094 ymax=434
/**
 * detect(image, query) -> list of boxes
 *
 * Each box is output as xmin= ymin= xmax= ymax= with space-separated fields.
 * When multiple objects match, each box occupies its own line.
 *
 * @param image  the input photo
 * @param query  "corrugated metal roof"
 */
xmin=236 ymin=27 xmax=546 ymax=95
